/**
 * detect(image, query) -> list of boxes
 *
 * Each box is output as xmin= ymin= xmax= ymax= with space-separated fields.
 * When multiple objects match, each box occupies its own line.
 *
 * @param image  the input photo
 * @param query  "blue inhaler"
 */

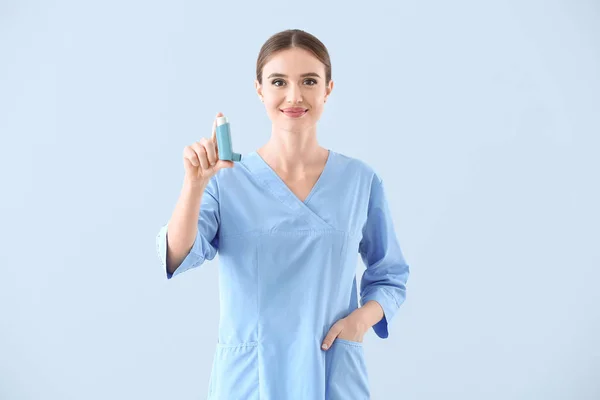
xmin=216 ymin=116 xmax=242 ymax=162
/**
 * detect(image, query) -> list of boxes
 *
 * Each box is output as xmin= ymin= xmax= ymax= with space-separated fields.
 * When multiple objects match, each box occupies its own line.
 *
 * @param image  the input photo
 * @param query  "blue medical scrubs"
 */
xmin=156 ymin=149 xmax=410 ymax=399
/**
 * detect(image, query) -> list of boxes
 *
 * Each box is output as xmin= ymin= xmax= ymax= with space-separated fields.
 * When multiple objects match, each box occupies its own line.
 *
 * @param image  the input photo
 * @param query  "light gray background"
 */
xmin=1 ymin=0 xmax=598 ymax=399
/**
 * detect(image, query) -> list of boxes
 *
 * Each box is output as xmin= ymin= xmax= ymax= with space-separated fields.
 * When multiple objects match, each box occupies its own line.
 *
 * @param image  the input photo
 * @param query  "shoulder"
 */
xmin=330 ymin=150 xmax=382 ymax=185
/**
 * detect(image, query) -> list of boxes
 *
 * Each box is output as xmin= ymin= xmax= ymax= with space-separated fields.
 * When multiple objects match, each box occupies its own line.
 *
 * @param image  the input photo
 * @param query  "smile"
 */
xmin=280 ymin=109 xmax=308 ymax=118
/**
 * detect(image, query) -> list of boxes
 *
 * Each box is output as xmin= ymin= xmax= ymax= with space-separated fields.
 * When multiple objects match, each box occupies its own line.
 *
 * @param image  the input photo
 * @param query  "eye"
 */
xmin=271 ymin=78 xmax=318 ymax=87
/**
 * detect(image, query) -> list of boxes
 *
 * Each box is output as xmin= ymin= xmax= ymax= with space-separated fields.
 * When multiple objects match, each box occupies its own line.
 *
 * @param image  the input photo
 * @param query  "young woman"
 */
xmin=156 ymin=29 xmax=410 ymax=399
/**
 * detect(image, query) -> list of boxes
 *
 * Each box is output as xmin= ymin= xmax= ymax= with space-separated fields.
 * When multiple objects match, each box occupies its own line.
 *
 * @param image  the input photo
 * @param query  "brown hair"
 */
xmin=256 ymin=29 xmax=332 ymax=85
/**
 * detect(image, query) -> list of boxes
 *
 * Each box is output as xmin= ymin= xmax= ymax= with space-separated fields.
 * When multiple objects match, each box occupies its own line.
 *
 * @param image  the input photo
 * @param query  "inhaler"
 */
xmin=216 ymin=116 xmax=242 ymax=162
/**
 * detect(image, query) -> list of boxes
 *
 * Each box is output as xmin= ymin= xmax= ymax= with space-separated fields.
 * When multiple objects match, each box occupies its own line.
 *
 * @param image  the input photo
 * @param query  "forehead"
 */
xmin=263 ymin=47 xmax=324 ymax=76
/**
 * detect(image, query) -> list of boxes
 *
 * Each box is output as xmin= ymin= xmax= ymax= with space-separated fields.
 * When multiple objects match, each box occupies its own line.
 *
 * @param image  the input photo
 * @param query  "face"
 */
xmin=255 ymin=47 xmax=334 ymax=131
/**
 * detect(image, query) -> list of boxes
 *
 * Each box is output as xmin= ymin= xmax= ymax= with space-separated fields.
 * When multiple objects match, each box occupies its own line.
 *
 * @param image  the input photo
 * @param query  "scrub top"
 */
xmin=156 ymin=149 xmax=410 ymax=400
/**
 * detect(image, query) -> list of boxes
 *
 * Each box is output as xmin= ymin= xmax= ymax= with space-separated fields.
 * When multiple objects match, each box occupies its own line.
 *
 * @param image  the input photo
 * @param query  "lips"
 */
xmin=280 ymin=107 xmax=308 ymax=117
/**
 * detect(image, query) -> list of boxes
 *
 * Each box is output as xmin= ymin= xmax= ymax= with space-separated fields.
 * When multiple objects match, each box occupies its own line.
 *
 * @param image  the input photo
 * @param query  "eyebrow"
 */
xmin=267 ymin=72 xmax=321 ymax=79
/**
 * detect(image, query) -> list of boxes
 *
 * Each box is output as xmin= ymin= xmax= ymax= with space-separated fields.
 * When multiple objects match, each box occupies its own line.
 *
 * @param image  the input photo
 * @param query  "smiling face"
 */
xmin=255 ymin=47 xmax=333 ymax=132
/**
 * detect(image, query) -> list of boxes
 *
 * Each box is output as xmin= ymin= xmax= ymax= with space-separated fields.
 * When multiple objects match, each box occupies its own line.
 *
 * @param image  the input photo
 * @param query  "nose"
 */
xmin=286 ymin=83 xmax=303 ymax=104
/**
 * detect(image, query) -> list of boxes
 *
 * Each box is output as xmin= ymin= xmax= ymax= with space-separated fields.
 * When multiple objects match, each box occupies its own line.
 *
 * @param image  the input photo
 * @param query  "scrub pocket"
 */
xmin=208 ymin=341 xmax=259 ymax=400
xmin=326 ymin=338 xmax=370 ymax=400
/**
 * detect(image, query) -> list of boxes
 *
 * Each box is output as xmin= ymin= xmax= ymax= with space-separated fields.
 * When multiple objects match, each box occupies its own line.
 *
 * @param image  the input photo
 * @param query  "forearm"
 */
xmin=165 ymin=179 xmax=208 ymax=274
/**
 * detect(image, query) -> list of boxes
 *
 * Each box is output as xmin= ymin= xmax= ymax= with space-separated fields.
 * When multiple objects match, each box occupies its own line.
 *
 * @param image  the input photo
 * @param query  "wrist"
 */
xmin=183 ymin=178 xmax=209 ymax=192
xmin=354 ymin=300 xmax=384 ymax=329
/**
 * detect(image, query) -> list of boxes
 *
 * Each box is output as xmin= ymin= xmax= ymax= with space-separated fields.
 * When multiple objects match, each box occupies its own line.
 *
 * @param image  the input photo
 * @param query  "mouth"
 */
xmin=280 ymin=108 xmax=308 ymax=118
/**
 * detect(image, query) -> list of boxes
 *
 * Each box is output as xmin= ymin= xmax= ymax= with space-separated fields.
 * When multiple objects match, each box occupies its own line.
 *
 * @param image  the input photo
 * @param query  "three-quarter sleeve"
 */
xmin=156 ymin=175 xmax=220 ymax=279
xmin=358 ymin=175 xmax=410 ymax=338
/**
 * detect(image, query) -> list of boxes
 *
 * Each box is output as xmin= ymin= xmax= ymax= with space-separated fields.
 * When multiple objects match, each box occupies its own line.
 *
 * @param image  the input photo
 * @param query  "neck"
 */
xmin=257 ymin=125 xmax=327 ymax=175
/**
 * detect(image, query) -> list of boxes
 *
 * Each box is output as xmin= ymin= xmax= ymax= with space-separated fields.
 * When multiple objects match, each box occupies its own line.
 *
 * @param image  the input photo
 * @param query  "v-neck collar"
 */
xmin=244 ymin=149 xmax=333 ymax=207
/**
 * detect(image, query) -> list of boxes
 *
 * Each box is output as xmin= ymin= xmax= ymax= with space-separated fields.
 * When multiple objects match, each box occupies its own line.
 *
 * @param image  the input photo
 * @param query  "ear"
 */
xmin=324 ymin=79 xmax=334 ymax=102
xmin=254 ymin=79 xmax=262 ymax=97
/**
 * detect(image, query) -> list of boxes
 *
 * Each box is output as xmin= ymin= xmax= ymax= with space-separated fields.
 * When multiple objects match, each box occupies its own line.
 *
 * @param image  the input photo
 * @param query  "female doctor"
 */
xmin=156 ymin=28 xmax=410 ymax=400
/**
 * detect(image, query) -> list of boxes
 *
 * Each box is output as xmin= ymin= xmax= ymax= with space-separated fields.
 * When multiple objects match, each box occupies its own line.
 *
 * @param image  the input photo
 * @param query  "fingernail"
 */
xmin=322 ymin=344 xmax=328 ymax=350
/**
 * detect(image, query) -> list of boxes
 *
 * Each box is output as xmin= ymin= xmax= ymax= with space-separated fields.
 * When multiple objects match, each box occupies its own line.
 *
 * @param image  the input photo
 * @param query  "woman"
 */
xmin=156 ymin=29 xmax=410 ymax=399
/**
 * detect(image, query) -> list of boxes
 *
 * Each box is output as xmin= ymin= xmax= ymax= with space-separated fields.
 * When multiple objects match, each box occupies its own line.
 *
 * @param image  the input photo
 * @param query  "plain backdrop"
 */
xmin=1 ymin=0 xmax=598 ymax=399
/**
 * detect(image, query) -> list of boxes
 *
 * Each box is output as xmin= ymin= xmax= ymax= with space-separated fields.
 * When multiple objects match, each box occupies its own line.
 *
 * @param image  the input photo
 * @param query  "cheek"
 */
xmin=266 ymin=101 xmax=281 ymax=114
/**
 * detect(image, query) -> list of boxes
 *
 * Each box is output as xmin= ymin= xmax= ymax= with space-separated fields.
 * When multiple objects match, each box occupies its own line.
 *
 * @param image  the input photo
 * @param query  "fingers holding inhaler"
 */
xmin=182 ymin=112 xmax=234 ymax=185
